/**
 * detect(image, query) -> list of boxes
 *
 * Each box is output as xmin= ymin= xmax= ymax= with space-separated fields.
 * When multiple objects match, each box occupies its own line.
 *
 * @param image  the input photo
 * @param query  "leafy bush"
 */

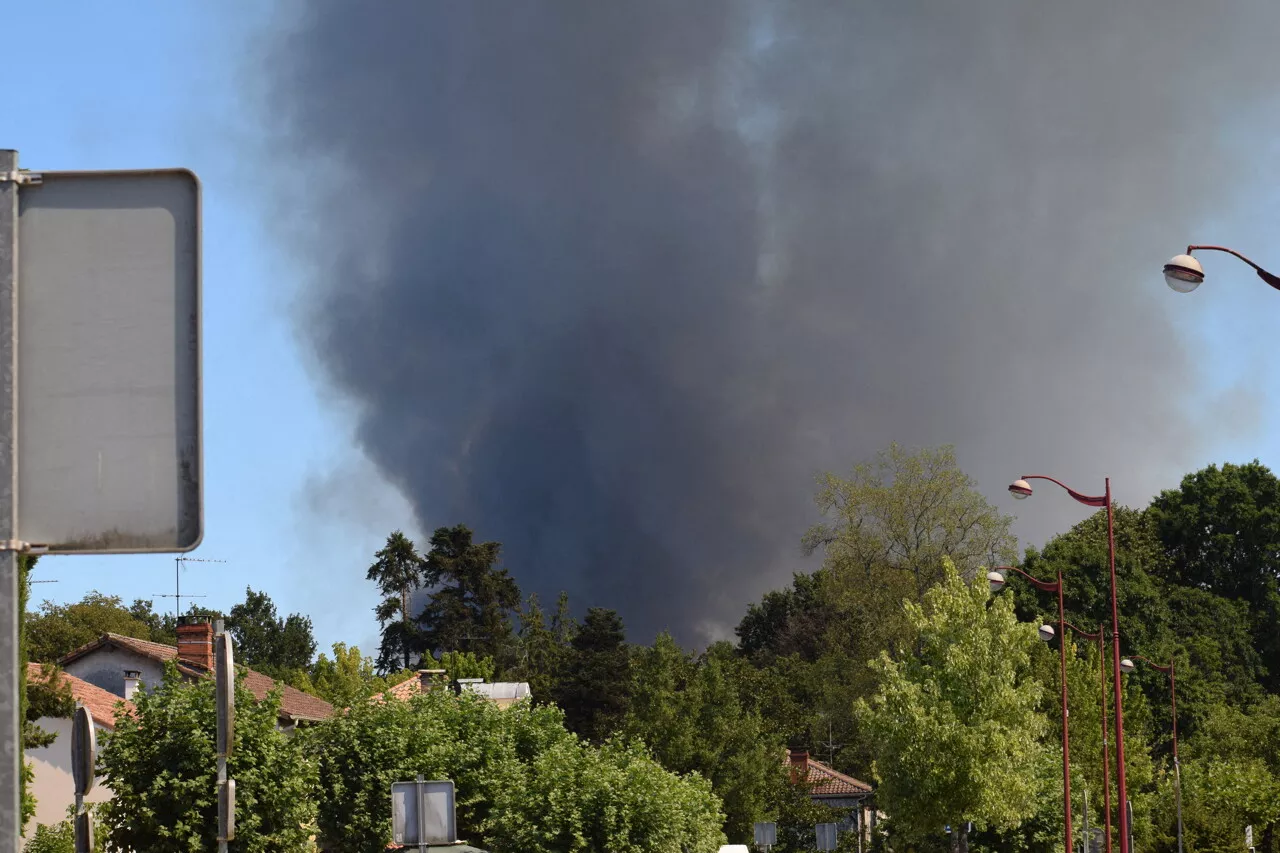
xmin=304 ymin=687 xmax=725 ymax=853
xmin=21 ymin=822 xmax=72 ymax=853
xmin=98 ymin=661 xmax=318 ymax=852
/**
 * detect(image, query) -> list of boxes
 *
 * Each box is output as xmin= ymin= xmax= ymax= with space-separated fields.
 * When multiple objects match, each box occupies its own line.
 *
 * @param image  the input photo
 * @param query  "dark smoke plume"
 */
xmin=258 ymin=2 xmax=1278 ymax=644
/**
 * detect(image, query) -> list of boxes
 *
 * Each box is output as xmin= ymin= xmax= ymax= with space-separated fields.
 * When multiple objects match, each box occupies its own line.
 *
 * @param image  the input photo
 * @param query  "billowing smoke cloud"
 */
xmin=258 ymin=2 xmax=1279 ymax=644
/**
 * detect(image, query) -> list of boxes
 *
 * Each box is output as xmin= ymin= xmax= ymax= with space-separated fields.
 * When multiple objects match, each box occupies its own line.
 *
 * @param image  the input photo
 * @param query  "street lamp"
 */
xmin=988 ymin=565 xmax=1072 ymax=853
xmin=1120 ymin=655 xmax=1183 ymax=853
xmin=1007 ymin=474 xmax=1131 ymax=853
xmin=1163 ymin=246 xmax=1280 ymax=294
xmin=1067 ymin=622 xmax=1115 ymax=853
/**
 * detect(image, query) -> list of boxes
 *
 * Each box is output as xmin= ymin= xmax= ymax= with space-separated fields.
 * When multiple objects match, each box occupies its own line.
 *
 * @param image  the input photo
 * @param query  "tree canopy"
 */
xmin=302 ymin=686 xmax=725 ymax=853
xmin=24 ymin=443 xmax=1280 ymax=851
xmin=226 ymin=586 xmax=317 ymax=678
xmin=25 ymin=592 xmax=161 ymax=664
xmin=367 ymin=530 xmax=427 ymax=673
xmin=98 ymin=661 xmax=318 ymax=853
xmin=417 ymin=524 xmax=522 ymax=667
xmin=552 ymin=607 xmax=632 ymax=745
xmin=856 ymin=560 xmax=1047 ymax=844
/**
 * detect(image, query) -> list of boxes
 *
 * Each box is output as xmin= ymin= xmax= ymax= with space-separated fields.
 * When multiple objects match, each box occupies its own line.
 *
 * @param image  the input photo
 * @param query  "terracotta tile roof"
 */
xmin=374 ymin=676 xmax=426 ymax=703
xmin=58 ymin=632 xmax=334 ymax=723
xmin=785 ymin=751 xmax=873 ymax=797
xmin=238 ymin=669 xmax=334 ymax=722
xmin=27 ymin=663 xmax=136 ymax=730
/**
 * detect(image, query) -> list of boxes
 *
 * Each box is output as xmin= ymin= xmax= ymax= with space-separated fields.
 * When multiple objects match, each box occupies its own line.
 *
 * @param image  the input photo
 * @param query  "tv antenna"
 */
xmin=154 ymin=556 xmax=225 ymax=618
xmin=816 ymin=716 xmax=844 ymax=767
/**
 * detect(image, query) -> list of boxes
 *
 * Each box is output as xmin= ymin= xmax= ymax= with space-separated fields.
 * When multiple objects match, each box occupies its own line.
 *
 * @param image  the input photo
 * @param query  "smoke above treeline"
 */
xmin=257 ymin=2 xmax=1279 ymax=644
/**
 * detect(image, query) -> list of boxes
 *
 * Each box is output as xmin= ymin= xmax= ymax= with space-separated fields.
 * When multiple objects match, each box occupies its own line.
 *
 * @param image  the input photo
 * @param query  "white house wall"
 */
xmin=23 ymin=716 xmax=114 ymax=836
xmin=63 ymin=646 xmax=165 ymax=698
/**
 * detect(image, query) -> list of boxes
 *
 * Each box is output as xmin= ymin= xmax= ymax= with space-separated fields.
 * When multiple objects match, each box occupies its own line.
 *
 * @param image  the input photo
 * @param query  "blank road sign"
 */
xmin=17 ymin=170 xmax=201 ymax=553
xmin=391 ymin=779 xmax=457 ymax=846
xmin=753 ymin=821 xmax=777 ymax=846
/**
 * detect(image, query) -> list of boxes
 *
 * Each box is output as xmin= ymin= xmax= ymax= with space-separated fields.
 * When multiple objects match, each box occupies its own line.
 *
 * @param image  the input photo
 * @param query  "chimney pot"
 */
xmin=123 ymin=669 xmax=142 ymax=700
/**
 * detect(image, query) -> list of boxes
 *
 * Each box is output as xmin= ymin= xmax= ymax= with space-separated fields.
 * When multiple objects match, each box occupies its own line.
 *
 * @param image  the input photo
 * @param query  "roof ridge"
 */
xmin=808 ymin=755 xmax=873 ymax=788
xmin=26 ymin=661 xmax=137 ymax=729
xmin=58 ymin=632 xmax=335 ymax=722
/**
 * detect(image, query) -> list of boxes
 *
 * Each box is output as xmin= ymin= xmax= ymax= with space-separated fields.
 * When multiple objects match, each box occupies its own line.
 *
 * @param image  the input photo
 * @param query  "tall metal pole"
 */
xmin=1171 ymin=660 xmax=1182 ymax=853
xmin=1058 ymin=568 xmax=1074 ymax=853
xmin=1105 ymin=479 xmax=1131 ymax=853
xmin=0 ymin=149 xmax=22 ymax=853
xmin=1083 ymin=790 xmax=1090 ymax=853
xmin=1099 ymin=632 xmax=1113 ymax=853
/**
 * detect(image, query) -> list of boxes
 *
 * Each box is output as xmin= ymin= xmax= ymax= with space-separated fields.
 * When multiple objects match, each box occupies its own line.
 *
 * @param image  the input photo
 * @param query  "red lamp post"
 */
xmin=1008 ymin=475 xmax=1131 ymax=853
xmin=1121 ymin=654 xmax=1182 ymax=853
xmin=1064 ymin=622 xmax=1114 ymax=853
xmin=987 ymin=565 xmax=1071 ymax=853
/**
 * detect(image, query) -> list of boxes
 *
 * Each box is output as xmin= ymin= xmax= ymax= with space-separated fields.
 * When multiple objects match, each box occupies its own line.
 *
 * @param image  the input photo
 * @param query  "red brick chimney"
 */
xmin=417 ymin=669 xmax=447 ymax=692
xmin=789 ymin=749 xmax=809 ymax=784
xmin=176 ymin=618 xmax=214 ymax=670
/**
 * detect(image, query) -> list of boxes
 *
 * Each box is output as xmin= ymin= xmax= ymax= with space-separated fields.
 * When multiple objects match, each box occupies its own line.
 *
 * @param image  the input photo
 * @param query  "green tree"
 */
xmin=18 ymin=553 xmax=41 ymax=831
xmin=436 ymin=650 xmax=495 ymax=680
xmin=1166 ymin=696 xmax=1280 ymax=853
xmin=226 ymin=586 xmax=317 ymax=677
xmin=737 ymin=445 xmax=1018 ymax=799
xmin=856 ymin=559 xmax=1047 ymax=848
xmin=736 ymin=570 xmax=836 ymax=663
xmin=25 ymin=591 xmax=158 ymax=663
xmin=127 ymin=598 xmax=176 ymax=644
xmin=514 ymin=592 xmax=576 ymax=703
xmin=1147 ymin=460 xmax=1280 ymax=692
xmin=24 ymin=665 xmax=74 ymax=747
xmin=98 ymin=660 xmax=318 ymax=852
xmin=367 ymin=530 xmax=427 ymax=673
xmin=417 ymin=524 xmax=521 ymax=668
xmin=553 ymin=607 xmax=631 ymax=744
xmin=805 ymin=443 xmax=1018 ymax=601
xmin=21 ymin=822 xmax=73 ymax=853
xmin=303 ymin=686 xmax=725 ymax=853
xmin=22 ymin=804 xmax=105 ymax=853
xmin=294 ymin=642 xmax=414 ymax=708
xmin=1028 ymin=505 xmax=1266 ymax=744
xmin=770 ymin=768 xmax=845 ymax=853
xmin=625 ymin=636 xmax=781 ymax=839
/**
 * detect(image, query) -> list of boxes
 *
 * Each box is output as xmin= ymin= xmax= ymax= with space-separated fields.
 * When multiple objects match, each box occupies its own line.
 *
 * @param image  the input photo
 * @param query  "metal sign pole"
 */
xmin=216 ymin=629 xmax=235 ymax=852
xmin=0 ymin=148 xmax=22 ymax=853
xmin=70 ymin=705 xmax=96 ymax=853
xmin=416 ymin=775 xmax=427 ymax=853
xmin=0 ymin=150 xmax=202 ymax=852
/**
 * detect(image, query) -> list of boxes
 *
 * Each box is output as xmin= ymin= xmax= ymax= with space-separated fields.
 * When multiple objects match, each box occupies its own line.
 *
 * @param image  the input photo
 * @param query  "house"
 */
xmin=786 ymin=749 xmax=881 ymax=846
xmin=372 ymin=670 xmax=533 ymax=708
xmin=23 ymin=663 xmax=136 ymax=836
xmin=58 ymin=617 xmax=334 ymax=729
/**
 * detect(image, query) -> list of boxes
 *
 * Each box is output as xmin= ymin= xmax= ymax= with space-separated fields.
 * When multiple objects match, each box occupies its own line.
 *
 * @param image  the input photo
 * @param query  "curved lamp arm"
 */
xmin=1187 ymin=245 xmax=1280 ymax=291
xmin=1124 ymin=652 xmax=1173 ymax=675
xmin=1062 ymin=620 xmax=1103 ymax=642
xmin=1019 ymin=475 xmax=1108 ymax=508
xmin=990 ymin=565 xmax=1060 ymax=593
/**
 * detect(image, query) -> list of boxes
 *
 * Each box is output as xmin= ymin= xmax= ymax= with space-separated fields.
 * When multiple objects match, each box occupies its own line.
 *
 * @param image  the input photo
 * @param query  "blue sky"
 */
xmin=8 ymin=3 xmax=1280 ymax=657
xmin=8 ymin=2 xmax=407 ymax=657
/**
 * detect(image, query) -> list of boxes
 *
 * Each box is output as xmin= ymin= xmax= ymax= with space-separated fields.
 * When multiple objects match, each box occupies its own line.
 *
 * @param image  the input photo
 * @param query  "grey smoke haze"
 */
xmin=259 ymin=2 xmax=1278 ymax=644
